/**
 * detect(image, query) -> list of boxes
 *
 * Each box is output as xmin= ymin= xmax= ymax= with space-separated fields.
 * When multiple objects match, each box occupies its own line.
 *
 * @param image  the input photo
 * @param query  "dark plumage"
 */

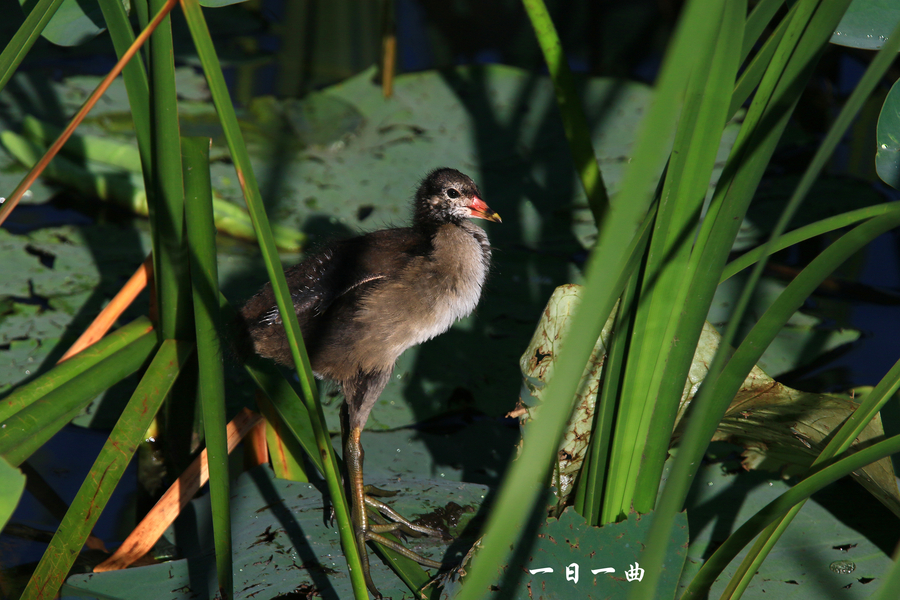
xmin=237 ymin=168 xmax=500 ymax=597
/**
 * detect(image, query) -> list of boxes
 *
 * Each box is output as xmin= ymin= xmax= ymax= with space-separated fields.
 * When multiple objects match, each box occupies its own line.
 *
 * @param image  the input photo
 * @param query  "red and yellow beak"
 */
xmin=467 ymin=196 xmax=502 ymax=223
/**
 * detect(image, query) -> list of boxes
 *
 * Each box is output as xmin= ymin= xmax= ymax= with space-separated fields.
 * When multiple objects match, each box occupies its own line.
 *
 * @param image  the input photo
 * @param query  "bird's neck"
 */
xmin=429 ymin=220 xmax=491 ymax=285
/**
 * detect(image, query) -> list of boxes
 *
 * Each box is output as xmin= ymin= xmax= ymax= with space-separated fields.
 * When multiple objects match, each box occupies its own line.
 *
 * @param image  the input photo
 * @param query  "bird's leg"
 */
xmin=343 ymin=425 xmax=444 ymax=565
xmin=342 ymin=423 xmax=381 ymax=595
xmin=341 ymin=373 xmax=446 ymax=598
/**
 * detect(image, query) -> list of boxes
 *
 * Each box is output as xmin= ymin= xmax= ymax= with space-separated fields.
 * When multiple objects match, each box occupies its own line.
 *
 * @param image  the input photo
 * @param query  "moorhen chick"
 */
xmin=238 ymin=168 xmax=500 ymax=597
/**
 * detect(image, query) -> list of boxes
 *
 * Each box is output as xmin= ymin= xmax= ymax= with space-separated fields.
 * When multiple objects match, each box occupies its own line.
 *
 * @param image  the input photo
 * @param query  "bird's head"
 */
xmin=414 ymin=168 xmax=502 ymax=226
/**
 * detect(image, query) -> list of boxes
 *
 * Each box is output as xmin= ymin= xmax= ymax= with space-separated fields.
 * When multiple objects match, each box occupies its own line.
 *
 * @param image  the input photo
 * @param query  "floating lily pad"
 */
xmin=360 ymin=420 xmax=519 ymax=487
xmin=877 ymin=74 xmax=900 ymax=189
xmin=0 ymin=224 xmax=149 ymax=404
xmin=710 ymin=277 xmax=861 ymax=379
xmin=683 ymin=445 xmax=898 ymax=599
xmin=62 ymin=467 xmax=488 ymax=600
xmin=442 ymin=508 xmax=687 ymax=600
xmin=20 ymin=0 xmax=105 ymax=47
xmin=0 ymin=63 xmax=858 ymax=438
xmin=0 ymin=457 xmax=25 ymax=532
xmin=831 ymin=0 xmax=900 ymax=50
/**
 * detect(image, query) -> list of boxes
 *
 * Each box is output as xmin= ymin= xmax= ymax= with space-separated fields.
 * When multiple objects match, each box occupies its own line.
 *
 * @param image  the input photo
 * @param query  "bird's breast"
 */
xmin=352 ymin=223 xmax=491 ymax=370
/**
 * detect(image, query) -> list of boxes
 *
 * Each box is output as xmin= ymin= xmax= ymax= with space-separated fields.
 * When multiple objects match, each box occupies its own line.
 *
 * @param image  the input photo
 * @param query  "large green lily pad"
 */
xmin=0 ymin=60 xmax=878 ymax=442
xmin=682 ymin=446 xmax=899 ymax=599
xmin=18 ymin=0 xmax=104 ymax=48
xmin=0 ymin=457 xmax=25 ymax=532
xmin=710 ymin=277 xmax=861 ymax=380
xmin=1 ymin=64 xmax=654 ymax=431
xmin=441 ymin=508 xmax=688 ymax=600
xmin=62 ymin=467 xmax=488 ymax=599
xmin=831 ymin=0 xmax=900 ymax=50
xmin=360 ymin=420 xmax=519 ymax=487
xmin=0 ymin=224 xmax=149 ymax=400
xmin=877 ymin=74 xmax=900 ymax=189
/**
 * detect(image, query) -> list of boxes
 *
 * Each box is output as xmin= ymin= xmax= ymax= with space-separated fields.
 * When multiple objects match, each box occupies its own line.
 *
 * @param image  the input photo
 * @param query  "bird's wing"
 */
xmin=288 ymin=228 xmax=424 ymax=315
xmin=256 ymin=228 xmax=427 ymax=326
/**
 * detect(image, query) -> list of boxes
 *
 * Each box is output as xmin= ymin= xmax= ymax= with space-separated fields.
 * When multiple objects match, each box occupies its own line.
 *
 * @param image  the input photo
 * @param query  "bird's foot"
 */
xmin=352 ymin=519 xmax=443 ymax=600
xmin=364 ymin=485 xmax=450 ymax=542
xmin=359 ymin=486 xmax=448 ymax=571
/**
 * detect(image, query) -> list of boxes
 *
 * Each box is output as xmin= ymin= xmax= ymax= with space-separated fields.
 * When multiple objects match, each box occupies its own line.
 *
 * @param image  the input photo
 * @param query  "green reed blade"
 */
xmin=184 ymin=136 xmax=232 ymax=600
xmin=0 ymin=332 xmax=158 ymax=467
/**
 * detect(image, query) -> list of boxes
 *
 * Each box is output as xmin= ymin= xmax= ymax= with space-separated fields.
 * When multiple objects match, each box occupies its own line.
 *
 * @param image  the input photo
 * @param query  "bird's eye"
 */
xmin=446 ymin=188 xmax=460 ymax=199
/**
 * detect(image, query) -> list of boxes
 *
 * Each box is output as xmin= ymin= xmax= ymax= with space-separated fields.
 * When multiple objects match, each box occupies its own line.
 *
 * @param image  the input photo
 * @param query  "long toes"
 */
xmin=365 ymin=496 xmax=447 ymax=539
xmin=366 ymin=531 xmax=444 ymax=570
